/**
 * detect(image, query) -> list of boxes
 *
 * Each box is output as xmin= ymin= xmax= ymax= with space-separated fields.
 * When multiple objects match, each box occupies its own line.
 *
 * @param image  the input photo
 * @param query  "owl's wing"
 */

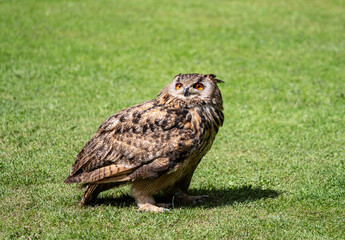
xmin=64 ymin=99 xmax=196 ymax=184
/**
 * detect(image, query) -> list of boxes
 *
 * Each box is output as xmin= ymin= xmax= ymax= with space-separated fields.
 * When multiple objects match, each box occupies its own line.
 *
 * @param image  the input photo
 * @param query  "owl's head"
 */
xmin=159 ymin=73 xmax=224 ymax=110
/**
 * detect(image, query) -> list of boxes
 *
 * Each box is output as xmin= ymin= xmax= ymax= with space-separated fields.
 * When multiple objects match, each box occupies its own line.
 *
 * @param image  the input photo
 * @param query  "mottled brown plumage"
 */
xmin=65 ymin=73 xmax=224 ymax=212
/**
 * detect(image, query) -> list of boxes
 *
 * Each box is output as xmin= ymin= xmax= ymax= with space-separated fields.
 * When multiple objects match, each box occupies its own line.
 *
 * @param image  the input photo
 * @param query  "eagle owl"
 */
xmin=65 ymin=73 xmax=224 ymax=212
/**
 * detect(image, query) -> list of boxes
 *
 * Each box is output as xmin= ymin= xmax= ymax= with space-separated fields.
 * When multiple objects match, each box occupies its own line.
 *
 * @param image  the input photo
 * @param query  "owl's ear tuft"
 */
xmin=207 ymin=74 xmax=224 ymax=84
xmin=215 ymin=78 xmax=224 ymax=84
xmin=174 ymin=73 xmax=182 ymax=82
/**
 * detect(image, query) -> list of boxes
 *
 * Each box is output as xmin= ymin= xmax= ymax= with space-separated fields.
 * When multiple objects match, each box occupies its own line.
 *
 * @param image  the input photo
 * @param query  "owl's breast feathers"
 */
xmin=64 ymin=96 xmax=223 ymax=185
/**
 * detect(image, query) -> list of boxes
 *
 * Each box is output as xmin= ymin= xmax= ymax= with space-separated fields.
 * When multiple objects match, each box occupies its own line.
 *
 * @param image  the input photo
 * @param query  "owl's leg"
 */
xmin=131 ymin=185 xmax=170 ymax=212
xmin=170 ymin=167 xmax=209 ymax=205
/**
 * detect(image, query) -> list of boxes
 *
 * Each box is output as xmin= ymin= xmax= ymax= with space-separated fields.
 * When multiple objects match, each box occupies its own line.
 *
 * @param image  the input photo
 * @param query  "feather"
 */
xmin=64 ymin=73 xmax=224 ymax=210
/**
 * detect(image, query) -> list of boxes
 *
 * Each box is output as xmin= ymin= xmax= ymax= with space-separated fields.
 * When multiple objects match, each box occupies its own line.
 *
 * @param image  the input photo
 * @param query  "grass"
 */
xmin=0 ymin=0 xmax=344 ymax=239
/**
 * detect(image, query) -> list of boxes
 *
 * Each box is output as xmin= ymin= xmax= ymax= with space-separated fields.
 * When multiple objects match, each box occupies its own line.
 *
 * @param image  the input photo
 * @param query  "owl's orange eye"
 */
xmin=175 ymin=83 xmax=183 ymax=90
xmin=193 ymin=83 xmax=204 ymax=90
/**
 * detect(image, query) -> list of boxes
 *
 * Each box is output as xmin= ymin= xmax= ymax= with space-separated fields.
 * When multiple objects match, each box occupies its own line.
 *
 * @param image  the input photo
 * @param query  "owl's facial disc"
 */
xmin=162 ymin=74 xmax=222 ymax=105
xmin=183 ymin=82 xmax=204 ymax=96
xmin=171 ymin=80 xmax=210 ymax=101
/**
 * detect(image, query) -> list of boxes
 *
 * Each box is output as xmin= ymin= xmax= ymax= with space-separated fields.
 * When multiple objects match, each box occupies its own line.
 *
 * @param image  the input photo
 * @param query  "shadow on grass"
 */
xmin=186 ymin=185 xmax=280 ymax=208
xmin=91 ymin=185 xmax=280 ymax=208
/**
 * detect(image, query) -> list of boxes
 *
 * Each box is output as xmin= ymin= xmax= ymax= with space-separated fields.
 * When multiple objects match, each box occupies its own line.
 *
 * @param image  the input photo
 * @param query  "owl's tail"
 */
xmin=64 ymin=164 xmax=135 ymax=184
xmin=64 ymin=174 xmax=81 ymax=183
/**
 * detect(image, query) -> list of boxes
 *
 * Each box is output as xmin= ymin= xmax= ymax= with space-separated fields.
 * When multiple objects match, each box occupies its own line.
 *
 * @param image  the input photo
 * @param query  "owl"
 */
xmin=64 ymin=73 xmax=224 ymax=212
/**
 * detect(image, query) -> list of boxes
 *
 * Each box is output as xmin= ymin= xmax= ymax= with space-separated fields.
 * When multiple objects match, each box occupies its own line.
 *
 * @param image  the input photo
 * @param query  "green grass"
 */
xmin=1 ymin=0 xmax=344 ymax=239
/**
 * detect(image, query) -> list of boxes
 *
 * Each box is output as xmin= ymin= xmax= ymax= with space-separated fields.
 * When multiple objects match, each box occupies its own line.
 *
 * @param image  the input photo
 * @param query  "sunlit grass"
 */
xmin=1 ymin=0 xmax=344 ymax=239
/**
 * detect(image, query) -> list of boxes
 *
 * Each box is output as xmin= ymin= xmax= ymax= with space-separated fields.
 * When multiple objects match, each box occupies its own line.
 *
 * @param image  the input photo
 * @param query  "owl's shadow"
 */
xmin=92 ymin=185 xmax=280 ymax=209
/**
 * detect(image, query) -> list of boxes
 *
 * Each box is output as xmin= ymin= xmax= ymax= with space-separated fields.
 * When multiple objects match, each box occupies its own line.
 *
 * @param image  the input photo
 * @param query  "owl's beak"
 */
xmin=183 ymin=87 xmax=190 ymax=96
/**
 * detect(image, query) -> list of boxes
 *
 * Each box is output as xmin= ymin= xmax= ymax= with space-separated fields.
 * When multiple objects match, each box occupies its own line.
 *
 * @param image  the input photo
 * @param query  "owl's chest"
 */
xmin=175 ymin=117 xmax=218 ymax=170
xmin=133 ymin=121 xmax=219 ymax=195
xmin=190 ymin=106 xmax=220 ymax=146
xmin=184 ymin=107 xmax=222 ymax=161
xmin=191 ymin=126 xmax=217 ymax=162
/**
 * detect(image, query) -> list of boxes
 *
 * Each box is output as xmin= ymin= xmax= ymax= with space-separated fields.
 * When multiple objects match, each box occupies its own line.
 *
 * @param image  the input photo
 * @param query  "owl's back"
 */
xmin=65 ymin=95 xmax=223 ymax=185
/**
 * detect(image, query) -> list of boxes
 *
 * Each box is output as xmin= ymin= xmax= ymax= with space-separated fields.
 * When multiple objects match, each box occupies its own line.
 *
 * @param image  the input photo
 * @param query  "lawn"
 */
xmin=0 ymin=0 xmax=344 ymax=239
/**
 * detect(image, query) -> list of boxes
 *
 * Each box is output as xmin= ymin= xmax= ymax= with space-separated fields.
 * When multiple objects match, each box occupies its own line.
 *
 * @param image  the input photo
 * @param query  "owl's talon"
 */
xmin=199 ymin=195 xmax=209 ymax=200
xmin=176 ymin=193 xmax=209 ymax=205
xmin=156 ymin=202 xmax=172 ymax=208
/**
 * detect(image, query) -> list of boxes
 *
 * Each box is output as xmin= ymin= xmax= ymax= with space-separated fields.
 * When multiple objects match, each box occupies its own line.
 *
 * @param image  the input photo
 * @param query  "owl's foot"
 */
xmin=132 ymin=185 xmax=170 ymax=212
xmin=175 ymin=192 xmax=209 ymax=205
xmin=138 ymin=203 xmax=170 ymax=213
